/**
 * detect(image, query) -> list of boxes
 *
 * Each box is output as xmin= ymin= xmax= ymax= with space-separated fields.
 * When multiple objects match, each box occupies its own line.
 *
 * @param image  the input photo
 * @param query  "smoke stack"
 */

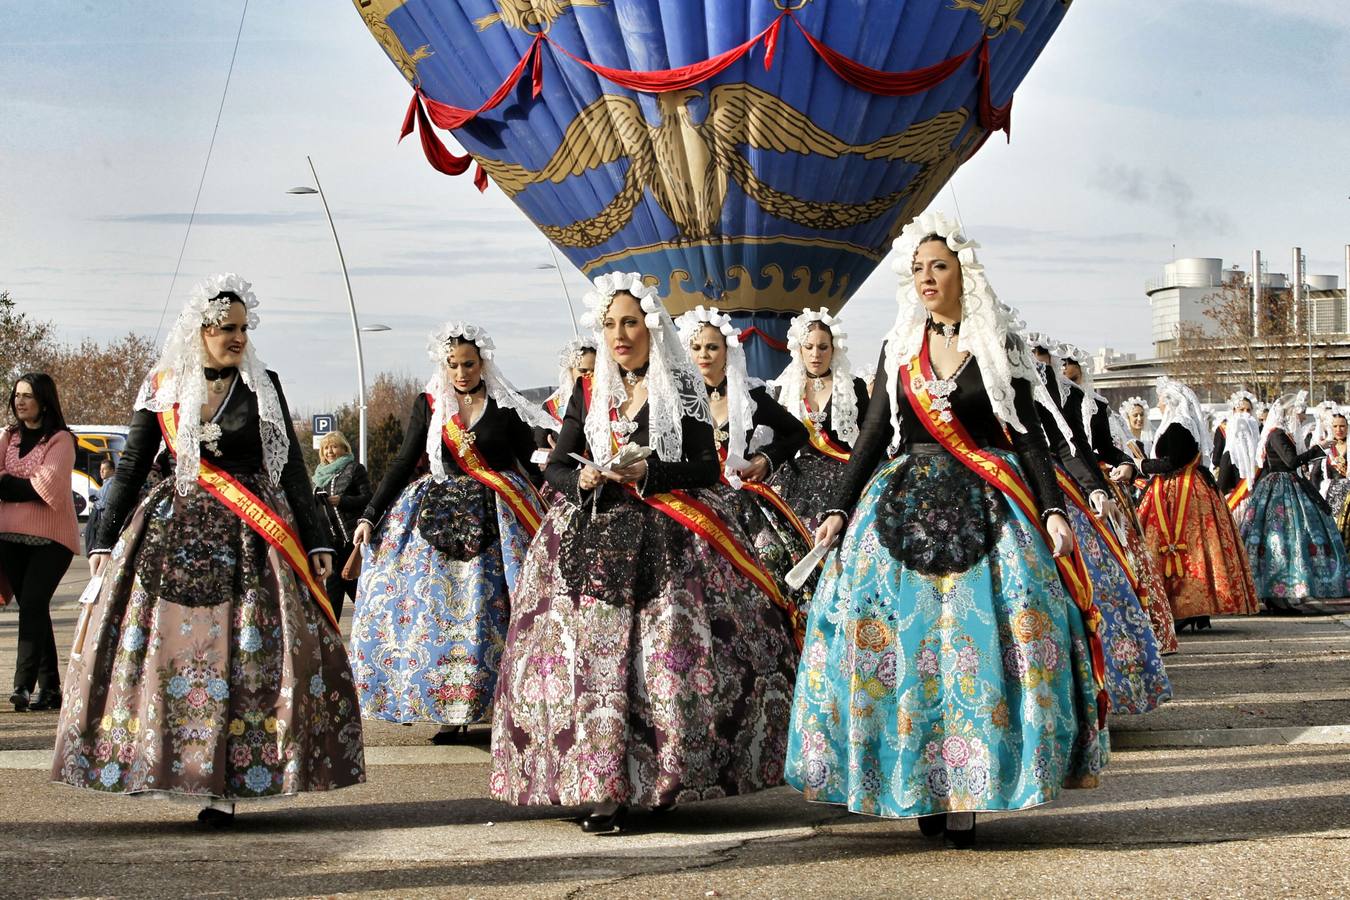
xmin=1252 ymin=249 xmax=1263 ymax=337
xmin=1293 ymin=247 xmax=1303 ymax=331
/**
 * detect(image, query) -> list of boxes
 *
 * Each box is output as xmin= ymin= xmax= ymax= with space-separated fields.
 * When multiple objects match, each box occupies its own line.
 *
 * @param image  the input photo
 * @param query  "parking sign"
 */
xmin=312 ymin=414 xmax=335 ymax=436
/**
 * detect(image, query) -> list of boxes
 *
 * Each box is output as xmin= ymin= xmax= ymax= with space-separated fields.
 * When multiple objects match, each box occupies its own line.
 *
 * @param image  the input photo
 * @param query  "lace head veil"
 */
xmin=1056 ymin=341 xmax=1102 ymax=440
xmin=1257 ymin=390 xmax=1308 ymax=465
xmin=1308 ymin=399 xmax=1340 ymax=447
xmin=550 ymin=337 xmax=596 ymax=412
xmin=675 ymin=306 xmax=753 ymax=484
xmin=1155 ymin=377 xmax=1213 ymax=466
xmin=579 ymin=272 xmax=710 ymax=463
xmin=771 ymin=308 xmax=859 ymax=446
xmin=423 ymin=321 xmax=556 ymax=481
xmin=135 ymin=273 xmax=286 ymax=495
xmin=883 ymin=211 xmax=1072 ymax=456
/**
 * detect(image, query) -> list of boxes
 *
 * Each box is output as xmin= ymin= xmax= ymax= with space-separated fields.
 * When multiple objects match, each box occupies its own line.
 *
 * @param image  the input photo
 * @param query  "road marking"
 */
xmin=1112 ymin=724 xmax=1350 ymax=749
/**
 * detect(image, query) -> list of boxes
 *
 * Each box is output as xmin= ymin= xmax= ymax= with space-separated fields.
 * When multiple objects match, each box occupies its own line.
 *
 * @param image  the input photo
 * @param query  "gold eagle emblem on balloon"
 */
xmin=353 ymin=0 xmax=433 ymax=82
xmin=477 ymin=84 xmax=970 ymax=248
xmin=949 ymin=0 xmax=1027 ymax=36
xmin=474 ymin=0 xmax=606 ymax=32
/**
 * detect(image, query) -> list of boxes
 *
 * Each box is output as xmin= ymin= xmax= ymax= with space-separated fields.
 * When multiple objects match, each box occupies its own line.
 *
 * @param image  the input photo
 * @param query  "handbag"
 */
xmin=340 ymin=545 xmax=362 ymax=581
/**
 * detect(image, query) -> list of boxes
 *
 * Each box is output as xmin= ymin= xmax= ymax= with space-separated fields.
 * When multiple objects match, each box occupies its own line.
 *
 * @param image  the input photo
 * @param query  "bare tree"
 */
xmin=1165 ymin=279 xmax=1315 ymax=402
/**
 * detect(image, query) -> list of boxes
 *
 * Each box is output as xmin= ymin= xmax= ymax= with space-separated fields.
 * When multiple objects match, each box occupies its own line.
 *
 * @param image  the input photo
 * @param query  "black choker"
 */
xmin=708 ymin=376 xmax=728 ymax=402
xmin=204 ymin=366 xmax=237 ymax=381
xmin=622 ymin=362 xmax=649 ymax=387
xmin=927 ymin=317 xmax=960 ymax=348
xmin=453 ymin=382 xmax=486 ymax=396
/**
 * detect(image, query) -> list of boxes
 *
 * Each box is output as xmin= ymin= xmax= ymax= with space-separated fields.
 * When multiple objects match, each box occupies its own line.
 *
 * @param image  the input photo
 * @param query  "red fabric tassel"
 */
xmin=531 ymin=40 xmax=544 ymax=98
xmin=762 ymin=15 xmax=783 ymax=71
xmin=790 ymin=13 xmax=978 ymax=96
xmin=399 ymin=93 xmax=474 ymax=177
xmin=473 ymin=162 xmax=489 ymax=192
xmin=544 ymin=12 xmax=784 ymax=93
xmin=738 ymin=325 xmax=788 ymax=352
xmin=976 ymin=38 xmax=1013 ymax=139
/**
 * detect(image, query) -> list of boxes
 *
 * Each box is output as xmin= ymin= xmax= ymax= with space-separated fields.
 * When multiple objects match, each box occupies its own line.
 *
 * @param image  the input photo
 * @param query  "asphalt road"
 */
xmin=0 ymin=569 xmax=1345 ymax=898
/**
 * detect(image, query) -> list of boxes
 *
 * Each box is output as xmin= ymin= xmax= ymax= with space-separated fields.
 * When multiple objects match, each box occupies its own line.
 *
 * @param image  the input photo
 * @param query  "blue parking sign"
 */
xmin=312 ymin=414 xmax=336 ymax=436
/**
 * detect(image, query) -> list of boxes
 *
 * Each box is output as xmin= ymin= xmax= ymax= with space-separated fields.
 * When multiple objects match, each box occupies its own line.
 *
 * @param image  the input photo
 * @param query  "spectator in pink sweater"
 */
xmin=0 ymin=373 xmax=79 ymax=712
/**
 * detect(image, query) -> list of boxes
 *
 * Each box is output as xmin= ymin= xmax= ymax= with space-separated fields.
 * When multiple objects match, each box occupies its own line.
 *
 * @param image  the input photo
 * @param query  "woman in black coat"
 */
xmin=312 ymin=430 xmax=372 ymax=620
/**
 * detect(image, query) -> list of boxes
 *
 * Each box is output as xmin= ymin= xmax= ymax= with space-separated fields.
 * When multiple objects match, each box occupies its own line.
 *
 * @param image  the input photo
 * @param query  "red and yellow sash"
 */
xmin=543 ymin=393 xmax=564 ymax=424
xmin=578 ymin=380 xmax=801 ymax=646
xmin=1141 ymin=456 xmax=1200 ymax=578
xmin=901 ymin=342 xmax=1108 ymax=712
xmin=157 ymin=404 xmax=337 ymax=630
xmin=1226 ymin=476 xmax=1252 ymax=511
xmin=717 ymin=447 xmax=813 ymax=545
xmin=1057 ymin=469 xmax=1147 ymax=607
xmin=801 ymin=395 xmax=851 ymax=463
xmin=427 ymin=394 xmax=543 ymax=538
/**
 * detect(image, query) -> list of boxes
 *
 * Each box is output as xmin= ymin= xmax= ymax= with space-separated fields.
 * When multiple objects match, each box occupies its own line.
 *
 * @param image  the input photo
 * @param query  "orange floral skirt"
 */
xmin=1139 ymin=472 xmax=1259 ymax=620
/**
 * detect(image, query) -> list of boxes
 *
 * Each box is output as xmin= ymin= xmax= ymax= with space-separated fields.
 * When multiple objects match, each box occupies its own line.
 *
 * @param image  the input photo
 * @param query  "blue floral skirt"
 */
xmin=1240 ymin=472 xmax=1350 ymax=609
xmin=350 ymin=471 xmax=539 ymax=725
xmin=785 ymin=451 xmax=1108 ymax=819
xmin=1062 ymin=496 xmax=1171 ymax=715
xmin=52 ymin=476 xmax=365 ymax=800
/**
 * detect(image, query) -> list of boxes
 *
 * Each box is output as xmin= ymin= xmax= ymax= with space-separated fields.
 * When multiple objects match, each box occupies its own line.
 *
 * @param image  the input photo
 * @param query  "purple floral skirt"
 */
xmin=52 ymin=477 xmax=365 ymax=800
xmin=490 ymin=485 xmax=799 ymax=807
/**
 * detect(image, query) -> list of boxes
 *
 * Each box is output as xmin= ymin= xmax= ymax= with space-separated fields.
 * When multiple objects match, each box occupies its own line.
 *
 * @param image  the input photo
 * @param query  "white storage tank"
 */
xmin=1307 ymin=274 xmax=1340 ymax=291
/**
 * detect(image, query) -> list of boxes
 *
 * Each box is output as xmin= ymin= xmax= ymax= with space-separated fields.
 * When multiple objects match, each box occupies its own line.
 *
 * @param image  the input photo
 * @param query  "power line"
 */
xmin=152 ymin=0 xmax=251 ymax=344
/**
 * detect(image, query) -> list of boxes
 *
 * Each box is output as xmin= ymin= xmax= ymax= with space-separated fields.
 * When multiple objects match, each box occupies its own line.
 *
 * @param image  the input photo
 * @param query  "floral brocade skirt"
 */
xmin=767 ymin=448 xmax=851 ymax=532
xmin=490 ymin=484 xmax=799 ymax=808
xmin=1332 ymin=479 xmax=1350 ymax=550
xmin=52 ymin=477 xmax=365 ymax=800
xmin=1139 ymin=472 xmax=1259 ymax=621
xmin=1239 ymin=472 xmax=1350 ymax=610
xmin=726 ymin=482 xmax=814 ymax=639
xmin=350 ymin=472 xmax=540 ymax=725
xmin=785 ymin=451 xmax=1108 ymax=820
xmin=1104 ymin=476 xmax=1178 ymax=654
xmin=1060 ymin=489 xmax=1171 ymax=715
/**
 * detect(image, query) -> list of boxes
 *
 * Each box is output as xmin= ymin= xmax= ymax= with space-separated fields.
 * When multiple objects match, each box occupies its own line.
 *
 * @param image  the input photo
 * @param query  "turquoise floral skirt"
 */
xmin=1240 ymin=471 xmax=1350 ymax=609
xmin=350 ymin=472 xmax=539 ymax=725
xmin=785 ymin=450 xmax=1108 ymax=819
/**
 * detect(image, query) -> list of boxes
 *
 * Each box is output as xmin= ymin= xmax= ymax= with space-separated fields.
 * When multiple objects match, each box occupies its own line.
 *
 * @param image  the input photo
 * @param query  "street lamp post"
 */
xmin=288 ymin=156 xmax=373 ymax=465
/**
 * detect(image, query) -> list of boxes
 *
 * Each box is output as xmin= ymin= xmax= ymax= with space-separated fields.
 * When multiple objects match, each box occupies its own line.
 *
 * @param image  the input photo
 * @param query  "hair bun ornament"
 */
xmin=427 ymin=320 xmax=496 ymax=364
xmin=186 ymin=272 xmax=260 ymax=329
xmin=579 ymin=271 xmax=661 ymax=332
xmin=676 ymin=305 xmax=741 ymax=349
xmin=786 ymin=307 xmax=846 ymax=353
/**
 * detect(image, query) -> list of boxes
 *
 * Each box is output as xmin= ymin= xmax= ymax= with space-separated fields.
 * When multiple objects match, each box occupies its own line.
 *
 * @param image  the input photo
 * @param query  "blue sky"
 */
xmin=4 ymin=0 xmax=1349 ymax=410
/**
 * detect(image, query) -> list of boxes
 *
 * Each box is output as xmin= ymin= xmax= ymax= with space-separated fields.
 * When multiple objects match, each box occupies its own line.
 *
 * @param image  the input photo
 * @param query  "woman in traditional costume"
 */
xmin=676 ymin=305 xmax=812 ymax=628
xmin=349 ymin=322 xmax=549 ymax=743
xmin=785 ymin=214 xmax=1109 ymax=848
xmin=1238 ymin=391 xmax=1350 ymax=611
xmin=1119 ymin=397 xmax=1153 ymax=465
xmin=767 ymin=309 xmax=870 ymax=530
xmin=490 ymin=274 xmax=799 ymax=834
xmin=1024 ymin=338 xmax=1171 ymax=712
xmin=1316 ymin=412 xmax=1350 ymax=546
xmin=53 ymin=274 xmax=364 ymax=825
xmin=1213 ymin=391 xmax=1261 ymax=520
xmin=1137 ymin=377 xmax=1259 ymax=632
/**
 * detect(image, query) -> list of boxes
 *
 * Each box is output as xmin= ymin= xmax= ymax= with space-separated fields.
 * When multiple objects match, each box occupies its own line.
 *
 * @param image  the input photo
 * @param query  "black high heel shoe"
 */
xmin=196 ymin=806 xmax=235 ymax=828
xmin=581 ymin=804 xmax=628 ymax=834
xmin=430 ymin=725 xmax=468 ymax=746
xmin=944 ymin=813 xmax=977 ymax=849
xmin=916 ymin=814 xmax=946 ymax=837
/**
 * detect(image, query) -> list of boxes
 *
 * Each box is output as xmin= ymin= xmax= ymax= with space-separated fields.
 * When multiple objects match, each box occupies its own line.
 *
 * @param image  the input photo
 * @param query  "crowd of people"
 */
xmin=3 ymin=213 xmax=1344 ymax=845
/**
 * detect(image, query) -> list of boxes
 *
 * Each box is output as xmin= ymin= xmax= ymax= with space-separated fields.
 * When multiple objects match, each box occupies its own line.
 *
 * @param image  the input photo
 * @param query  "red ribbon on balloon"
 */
xmin=399 ymin=10 xmax=1014 ymax=192
xmin=737 ymin=326 xmax=788 ymax=353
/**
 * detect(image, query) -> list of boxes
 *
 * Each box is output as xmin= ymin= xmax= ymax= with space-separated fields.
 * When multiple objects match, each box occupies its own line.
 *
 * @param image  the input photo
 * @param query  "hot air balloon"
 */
xmin=355 ymin=0 xmax=1072 ymax=377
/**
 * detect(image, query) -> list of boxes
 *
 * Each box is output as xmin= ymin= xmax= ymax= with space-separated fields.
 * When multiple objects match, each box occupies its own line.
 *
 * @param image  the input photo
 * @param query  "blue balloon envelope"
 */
xmin=356 ymin=0 xmax=1071 ymax=376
